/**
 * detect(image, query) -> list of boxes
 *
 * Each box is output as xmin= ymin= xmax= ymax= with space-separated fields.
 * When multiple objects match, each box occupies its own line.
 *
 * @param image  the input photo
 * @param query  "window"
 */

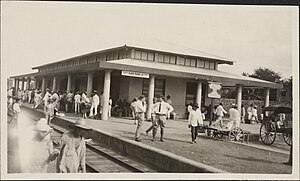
xmin=157 ymin=54 xmax=164 ymax=63
xmin=141 ymin=51 xmax=148 ymax=60
xmin=142 ymin=78 xmax=166 ymax=98
xmin=209 ymin=62 xmax=215 ymax=69
xmin=185 ymin=58 xmax=191 ymax=66
xmin=148 ymin=52 xmax=154 ymax=61
xmin=197 ymin=59 xmax=204 ymax=68
xmin=113 ymin=52 xmax=119 ymax=60
xmin=170 ymin=56 xmax=176 ymax=64
xmin=204 ymin=61 xmax=210 ymax=69
xmin=164 ymin=55 xmax=170 ymax=63
xmin=88 ymin=57 xmax=96 ymax=64
xmin=74 ymin=60 xmax=79 ymax=66
xmin=191 ymin=59 xmax=196 ymax=67
xmin=134 ymin=50 xmax=141 ymax=59
xmin=177 ymin=56 xmax=185 ymax=65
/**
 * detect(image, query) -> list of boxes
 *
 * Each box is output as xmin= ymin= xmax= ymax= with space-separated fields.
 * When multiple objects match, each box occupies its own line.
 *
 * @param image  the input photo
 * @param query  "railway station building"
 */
xmin=10 ymin=43 xmax=283 ymax=120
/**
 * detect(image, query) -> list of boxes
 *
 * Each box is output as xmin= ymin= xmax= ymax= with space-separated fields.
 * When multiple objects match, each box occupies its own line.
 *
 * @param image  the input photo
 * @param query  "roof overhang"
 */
xmin=32 ymin=43 xmax=234 ymax=70
xmin=101 ymin=59 xmax=283 ymax=89
xmin=10 ymin=72 xmax=38 ymax=79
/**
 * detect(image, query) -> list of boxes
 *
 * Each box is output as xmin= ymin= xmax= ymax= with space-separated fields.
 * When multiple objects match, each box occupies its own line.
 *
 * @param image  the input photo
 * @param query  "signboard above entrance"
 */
xmin=207 ymin=81 xmax=222 ymax=99
xmin=121 ymin=71 xmax=149 ymax=78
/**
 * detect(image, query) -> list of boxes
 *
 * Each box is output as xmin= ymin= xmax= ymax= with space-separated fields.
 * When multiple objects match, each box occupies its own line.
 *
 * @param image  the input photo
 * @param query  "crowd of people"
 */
xmin=210 ymin=102 xmax=262 ymax=130
xmin=7 ymin=85 xmax=268 ymax=173
xmin=7 ymin=87 xmax=92 ymax=173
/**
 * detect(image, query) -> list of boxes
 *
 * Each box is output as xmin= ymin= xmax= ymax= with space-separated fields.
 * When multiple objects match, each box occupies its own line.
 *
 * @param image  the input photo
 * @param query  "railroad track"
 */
xmin=26 ymin=112 xmax=156 ymax=173
xmin=50 ymin=124 xmax=156 ymax=173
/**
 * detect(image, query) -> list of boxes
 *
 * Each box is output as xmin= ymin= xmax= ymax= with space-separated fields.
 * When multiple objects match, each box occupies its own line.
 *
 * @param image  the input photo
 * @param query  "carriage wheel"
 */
xmin=283 ymin=133 xmax=292 ymax=146
xmin=228 ymin=127 xmax=244 ymax=142
xmin=260 ymin=122 xmax=276 ymax=145
xmin=212 ymin=132 xmax=223 ymax=140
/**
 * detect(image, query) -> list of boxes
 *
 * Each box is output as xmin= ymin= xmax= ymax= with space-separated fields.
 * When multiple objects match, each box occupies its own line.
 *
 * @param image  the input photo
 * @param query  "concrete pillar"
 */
xmin=101 ymin=70 xmax=111 ymax=120
xmin=236 ymin=84 xmax=243 ymax=115
xmin=196 ymin=81 xmax=203 ymax=109
xmin=21 ymin=78 xmax=25 ymax=90
xmin=87 ymin=72 xmax=93 ymax=97
xmin=27 ymin=77 xmax=31 ymax=89
xmin=52 ymin=76 xmax=57 ymax=91
xmin=15 ymin=79 xmax=19 ymax=96
xmin=67 ymin=74 xmax=72 ymax=93
xmin=146 ymin=75 xmax=155 ymax=120
xmin=56 ymin=78 xmax=61 ymax=92
xmin=264 ymin=87 xmax=270 ymax=107
xmin=41 ymin=77 xmax=46 ymax=95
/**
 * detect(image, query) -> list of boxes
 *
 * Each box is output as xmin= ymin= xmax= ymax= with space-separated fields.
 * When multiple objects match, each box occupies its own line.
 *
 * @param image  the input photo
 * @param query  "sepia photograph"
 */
xmin=1 ymin=1 xmax=299 ymax=180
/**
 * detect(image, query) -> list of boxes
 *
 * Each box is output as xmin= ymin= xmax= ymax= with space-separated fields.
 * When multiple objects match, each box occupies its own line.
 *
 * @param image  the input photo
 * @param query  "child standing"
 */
xmin=188 ymin=103 xmax=203 ymax=144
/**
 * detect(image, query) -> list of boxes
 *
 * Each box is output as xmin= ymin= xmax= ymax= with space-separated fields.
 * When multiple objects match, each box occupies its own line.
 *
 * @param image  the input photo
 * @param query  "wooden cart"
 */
xmin=202 ymin=125 xmax=250 ymax=143
xmin=259 ymin=106 xmax=292 ymax=146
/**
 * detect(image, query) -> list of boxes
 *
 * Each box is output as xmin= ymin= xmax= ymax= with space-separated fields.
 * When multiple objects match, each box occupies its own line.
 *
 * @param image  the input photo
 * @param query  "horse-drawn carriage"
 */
xmin=259 ymin=106 xmax=292 ymax=146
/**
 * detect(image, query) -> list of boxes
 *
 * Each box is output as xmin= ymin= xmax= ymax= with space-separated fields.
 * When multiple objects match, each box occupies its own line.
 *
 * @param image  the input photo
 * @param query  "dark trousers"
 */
xmin=191 ymin=126 xmax=199 ymax=142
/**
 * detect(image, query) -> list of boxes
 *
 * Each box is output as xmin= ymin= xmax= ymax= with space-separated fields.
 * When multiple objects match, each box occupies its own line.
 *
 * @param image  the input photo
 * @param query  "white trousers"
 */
xmin=90 ymin=104 xmax=98 ymax=116
xmin=75 ymin=102 xmax=80 ymax=113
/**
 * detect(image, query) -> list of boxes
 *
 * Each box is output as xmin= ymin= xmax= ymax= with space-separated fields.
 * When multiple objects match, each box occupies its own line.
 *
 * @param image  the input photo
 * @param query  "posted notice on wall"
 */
xmin=207 ymin=81 xmax=222 ymax=99
xmin=121 ymin=71 xmax=149 ymax=78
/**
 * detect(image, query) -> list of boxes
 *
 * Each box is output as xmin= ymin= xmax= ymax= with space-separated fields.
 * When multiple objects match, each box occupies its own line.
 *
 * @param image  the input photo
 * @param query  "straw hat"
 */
xmin=35 ymin=118 xmax=51 ymax=132
xmin=69 ymin=118 xmax=91 ymax=130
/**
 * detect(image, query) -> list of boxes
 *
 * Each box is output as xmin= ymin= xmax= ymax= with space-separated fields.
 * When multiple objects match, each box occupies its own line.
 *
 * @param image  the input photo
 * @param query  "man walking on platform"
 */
xmin=152 ymin=95 xmax=174 ymax=142
xmin=211 ymin=102 xmax=227 ymax=128
xmin=225 ymin=104 xmax=240 ymax=130
xmin=134 ymin=95 xmax=147 ymax=142
xmin=188 ymin=103 xmax=203 ymax=144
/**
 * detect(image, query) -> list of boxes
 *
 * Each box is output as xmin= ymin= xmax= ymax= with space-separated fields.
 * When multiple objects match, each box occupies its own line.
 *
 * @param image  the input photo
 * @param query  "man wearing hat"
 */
xmin=89 ymin=90 xmax=99 ymax=118
xmin=23 ymin=118 xmax=55 ymax=173
xmin=152 ymin=95 xmax=174 ymax=142
xmin=225 ymin=103 xmax=240 ymax=130
xmin=55 ymin=118 xmax=91 ymax=173
xmin=134 ymin=95 xmax=147 ymax=142
xmin=212 ymin=102 xmax=227 ymax=128
xmin=188 ymin=103 xmax=203 ymax=144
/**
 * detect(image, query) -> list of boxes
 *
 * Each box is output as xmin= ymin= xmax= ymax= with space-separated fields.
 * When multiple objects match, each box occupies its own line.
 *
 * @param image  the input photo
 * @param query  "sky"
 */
xmin=1 ymin=2 xmax=298 ymax=80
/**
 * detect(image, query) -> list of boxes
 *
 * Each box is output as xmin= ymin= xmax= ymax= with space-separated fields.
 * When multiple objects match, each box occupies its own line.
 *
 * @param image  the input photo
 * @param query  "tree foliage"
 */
xmin=244 ymin=67 xmax=282 ymax=83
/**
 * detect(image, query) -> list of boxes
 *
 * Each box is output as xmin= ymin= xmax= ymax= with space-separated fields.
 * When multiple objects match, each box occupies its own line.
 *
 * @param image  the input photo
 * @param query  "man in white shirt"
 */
xmin=27 ymin=89 xmax=32 ymax=103
xmin=134 ymin=95 xmax=147 ymax=142
xmin=50 ymin=91 xmax=60 ymax=113
xmin=90 ymin=90 xmax=99 ymax=117
xmin=152 ymin=95 xmax=174 ymax=142
xmin=211 ymin=102 xmax=227 ymax=128
xmin=247 ymin=104 xmax=253 ymax=122
xmin=74 ymin=91 xmax=81 ymax=114
xmin=188 ymin=103 xmax=203 ymax=144
xmin=225 ymin=104 xmax=240 ymax=130
xmin=43 ymin=89 xmax=51 ymax=112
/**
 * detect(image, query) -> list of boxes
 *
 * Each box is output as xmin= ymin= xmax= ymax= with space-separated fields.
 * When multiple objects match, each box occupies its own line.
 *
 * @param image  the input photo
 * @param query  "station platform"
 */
xmin=21 ymin=103 xmax=292 ymax=173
